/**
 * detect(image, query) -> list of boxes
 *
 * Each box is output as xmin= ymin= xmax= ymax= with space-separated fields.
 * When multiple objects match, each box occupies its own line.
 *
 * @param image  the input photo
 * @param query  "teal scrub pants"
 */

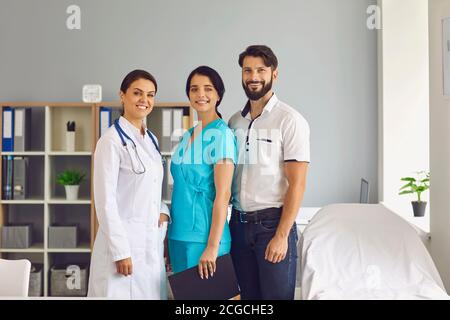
xmin=169 ymin=240 xmax=231 ymax=274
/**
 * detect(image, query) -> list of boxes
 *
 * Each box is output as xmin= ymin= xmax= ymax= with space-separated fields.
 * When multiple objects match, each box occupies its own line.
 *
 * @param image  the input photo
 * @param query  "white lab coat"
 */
xmin=88 ymin=116 xmax=170 ymax=299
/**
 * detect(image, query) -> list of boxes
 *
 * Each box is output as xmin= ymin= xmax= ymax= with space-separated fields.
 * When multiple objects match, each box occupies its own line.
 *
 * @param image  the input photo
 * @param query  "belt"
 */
xmin=232 ymin=207 xmax=282 ymax=224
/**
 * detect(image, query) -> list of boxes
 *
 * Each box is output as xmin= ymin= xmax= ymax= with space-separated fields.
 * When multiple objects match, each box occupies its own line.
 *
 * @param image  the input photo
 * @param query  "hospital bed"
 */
xmin=298 ymin=203 xmax=449 ymax=300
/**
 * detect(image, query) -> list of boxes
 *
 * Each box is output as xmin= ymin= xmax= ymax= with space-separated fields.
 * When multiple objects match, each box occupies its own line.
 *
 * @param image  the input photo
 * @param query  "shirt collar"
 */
xmin=119 ymin=116 xmax=147 ymax=138
xmin=240 ymin=93 xmax=279 ymax=119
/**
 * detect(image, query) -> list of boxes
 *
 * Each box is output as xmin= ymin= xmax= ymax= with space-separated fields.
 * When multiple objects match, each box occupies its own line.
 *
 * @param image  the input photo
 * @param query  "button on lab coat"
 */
xmin=88 ymin=116 xmax=170 ymax=299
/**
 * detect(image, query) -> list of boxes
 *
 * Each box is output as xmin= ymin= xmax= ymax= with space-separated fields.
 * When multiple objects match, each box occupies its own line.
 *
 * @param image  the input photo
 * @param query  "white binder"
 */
xmin=161 ymin=109 xmax=172 ymax=152
xmin=99 ymin=107 xmax=112 ymax=137
xmin=13 ymin=156 xmax=28 ymax=200
xmin=14 ymin=108 xmax=31 ymax=152
xmin=171 ymin=109 xmax=183 ymax=150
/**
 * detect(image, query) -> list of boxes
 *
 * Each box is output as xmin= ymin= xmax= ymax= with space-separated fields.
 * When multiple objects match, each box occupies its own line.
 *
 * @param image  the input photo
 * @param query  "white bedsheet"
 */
xmin=299 ymin=203 xmax=449 ymax=300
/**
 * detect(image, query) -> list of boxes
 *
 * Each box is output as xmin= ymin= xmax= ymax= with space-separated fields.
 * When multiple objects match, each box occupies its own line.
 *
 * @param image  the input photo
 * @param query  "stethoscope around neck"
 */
xmin=113 ymin=119 xmax=163 ymax=175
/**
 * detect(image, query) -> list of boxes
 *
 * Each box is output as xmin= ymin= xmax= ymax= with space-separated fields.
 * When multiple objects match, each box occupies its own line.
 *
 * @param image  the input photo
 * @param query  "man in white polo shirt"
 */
xmin=228 ymin=45 xmax=310 ymax=300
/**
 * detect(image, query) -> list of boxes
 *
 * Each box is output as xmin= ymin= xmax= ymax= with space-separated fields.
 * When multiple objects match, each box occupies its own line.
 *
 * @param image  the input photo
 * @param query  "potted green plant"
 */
xmin=398 ymin=171 xmax=430 ymax=217
xmin=56 ymin=169 xmax=86 ymax=200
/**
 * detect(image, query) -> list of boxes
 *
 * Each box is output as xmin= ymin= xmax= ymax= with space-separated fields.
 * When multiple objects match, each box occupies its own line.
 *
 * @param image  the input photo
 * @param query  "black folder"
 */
xmin=168 ymin=253 xmax=240 ymax=300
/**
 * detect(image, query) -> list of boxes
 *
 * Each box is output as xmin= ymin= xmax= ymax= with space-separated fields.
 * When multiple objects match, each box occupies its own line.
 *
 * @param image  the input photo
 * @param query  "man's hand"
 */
xmin=265 ymin=234 xmax=288 ymax=263
xmin=115 ymin=257 xmax=133 ymax=276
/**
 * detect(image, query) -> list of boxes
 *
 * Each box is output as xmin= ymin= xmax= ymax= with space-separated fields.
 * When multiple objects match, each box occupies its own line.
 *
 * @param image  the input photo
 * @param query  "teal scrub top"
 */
xmin=168 ymin=118 xmax=237 ymax=243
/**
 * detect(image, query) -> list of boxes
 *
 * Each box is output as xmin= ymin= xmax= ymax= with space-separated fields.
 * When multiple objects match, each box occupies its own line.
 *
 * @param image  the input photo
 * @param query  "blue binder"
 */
xmin=99 ymin=107 xmax=112 ymax=137
xmin=2 ymin=107 xmax=14 ymax=151
xmin=2 ymin=155 xmax=14 ymax=200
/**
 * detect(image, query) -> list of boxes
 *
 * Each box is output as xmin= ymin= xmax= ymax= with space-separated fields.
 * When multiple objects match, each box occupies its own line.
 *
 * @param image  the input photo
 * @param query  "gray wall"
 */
xmin=0 ymin=0 xmax=378 ymax=206
xmin=429 ymin=0 xmax=450 ymax=291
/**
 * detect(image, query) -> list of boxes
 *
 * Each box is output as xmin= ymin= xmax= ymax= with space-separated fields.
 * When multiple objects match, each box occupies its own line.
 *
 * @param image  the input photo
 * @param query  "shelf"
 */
xmin=1 ymin=155 xmax=45 ymax=200
xmin=49 ymin=156 xmax=91 ymax=200
xmin=0 ymin=243 xmax=44 ymax=253
xmin=47 ymin=243 xmax=91 ymax=253
xmin=0 ymin=199 xmax=45 ymax=204
xmin=1 ymin=152 xmax=45 ymax=156
xmin=47 ymin=198 xmax=91 ymax=204
xmin=1 ymin=152 xmax=92 ymax=156
xmin=48 ymin=107 xmax=93 ymax=153
xmin=48 ymin=151 xmax=92 ymax=156
xmin=1 ymin=199 xmax=92 ymax=204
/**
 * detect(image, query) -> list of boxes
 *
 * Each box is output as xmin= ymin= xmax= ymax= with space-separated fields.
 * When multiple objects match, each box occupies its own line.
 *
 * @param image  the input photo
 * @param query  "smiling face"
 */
xmin=188 ymin=74 xmax=220 ymax=115
xmin=241 ymin=56 xmax=278 ymax=101
xmin=119 ymin=78 xmax=156 ymax=121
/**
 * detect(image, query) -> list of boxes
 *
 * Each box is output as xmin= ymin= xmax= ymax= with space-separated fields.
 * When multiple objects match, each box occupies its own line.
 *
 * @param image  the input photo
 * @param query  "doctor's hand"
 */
xmin=198 ymin=245 xmax=218 ymax=280
xmin=265 ymin=234 xmax=288 ymax=264
xmin=159 ymin=213 xmax=169 ymax=227
xmin=115 ymin=257 xmax=133 ymax=276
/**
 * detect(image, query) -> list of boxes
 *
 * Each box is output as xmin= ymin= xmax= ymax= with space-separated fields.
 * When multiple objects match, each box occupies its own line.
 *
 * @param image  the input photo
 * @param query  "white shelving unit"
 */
xmin=0 ymin=101 xmax=192 ymax=297
xmin=0 ymin=103 xmax=94 ymax=297
xmin=48 ymin=152 xmax=92 ymax=156
xmin=0 ymin=243 xmax=45 ymax=253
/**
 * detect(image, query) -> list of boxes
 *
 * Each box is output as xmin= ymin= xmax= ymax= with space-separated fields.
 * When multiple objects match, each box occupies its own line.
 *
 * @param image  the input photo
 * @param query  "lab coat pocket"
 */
xmin=108 ymin=272 xmax=132 ymax=299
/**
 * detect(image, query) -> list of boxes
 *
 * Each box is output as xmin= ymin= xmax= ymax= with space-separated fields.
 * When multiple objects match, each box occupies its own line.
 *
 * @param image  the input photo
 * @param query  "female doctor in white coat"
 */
xmin=88 ymin=69 xmax=170 ymax=299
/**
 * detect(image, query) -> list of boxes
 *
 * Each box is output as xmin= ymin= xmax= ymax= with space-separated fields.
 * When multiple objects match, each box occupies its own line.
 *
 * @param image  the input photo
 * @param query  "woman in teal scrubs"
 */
xmin=168 ymin=66 xmax=237 ymax=279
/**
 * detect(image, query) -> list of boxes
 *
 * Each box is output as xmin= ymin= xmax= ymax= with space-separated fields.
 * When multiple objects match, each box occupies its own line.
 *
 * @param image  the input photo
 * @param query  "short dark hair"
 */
xmin=185 ymin=66 xmax=225 ymax=118
xmin=120 ymin=69 xmax=158 ymax=94
xmin=238 ymin=45 xmax=278 ymax=69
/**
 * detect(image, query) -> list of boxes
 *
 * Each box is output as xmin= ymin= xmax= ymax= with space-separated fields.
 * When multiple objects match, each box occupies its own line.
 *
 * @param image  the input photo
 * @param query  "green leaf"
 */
xmin=400 ymin=177 xmax=416 ymax=182
xmin=399 ymin=183 xmax=413 ymax=190
xmin=399 ymin=190 xmax=414 ymax=195
xmin=416 ymin=186 xmax=426 ymax=192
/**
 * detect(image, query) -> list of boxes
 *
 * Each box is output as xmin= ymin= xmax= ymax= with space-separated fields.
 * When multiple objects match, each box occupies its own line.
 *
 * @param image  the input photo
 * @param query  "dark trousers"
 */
xmin=230 ymin=209 xmax=298 ymax=300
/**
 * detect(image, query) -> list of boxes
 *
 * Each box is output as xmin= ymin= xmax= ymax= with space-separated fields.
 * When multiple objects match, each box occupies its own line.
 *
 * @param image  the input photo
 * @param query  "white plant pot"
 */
xmin=66 ymin=131 xmax=76 ymax=152
xmin=65 ymin=185 xmax=79 ymax=200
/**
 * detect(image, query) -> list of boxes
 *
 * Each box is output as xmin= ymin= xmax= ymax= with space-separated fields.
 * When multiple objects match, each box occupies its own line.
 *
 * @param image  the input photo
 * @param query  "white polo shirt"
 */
xmin=228 ymin=94 xmax=310 ymax=212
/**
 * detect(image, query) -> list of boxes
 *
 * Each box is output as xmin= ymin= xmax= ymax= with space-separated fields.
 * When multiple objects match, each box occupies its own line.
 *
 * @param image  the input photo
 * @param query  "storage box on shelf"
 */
xmin=48 ymin=252 xmax=90 ymax=297
xmin=48 ymin=225 xmax=79 ymax=249
xmin=0 ymin=204 xmax=44 ymax=251
xmin=1 ymin=224 xmax=33 ymax=248
xmin=48 ymin=204 xmax=90 ymax=251
xmin=50 ymin=265 xmax=88 ymax=297
xmin=29 ymin=263 xmax=43 ymax=297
